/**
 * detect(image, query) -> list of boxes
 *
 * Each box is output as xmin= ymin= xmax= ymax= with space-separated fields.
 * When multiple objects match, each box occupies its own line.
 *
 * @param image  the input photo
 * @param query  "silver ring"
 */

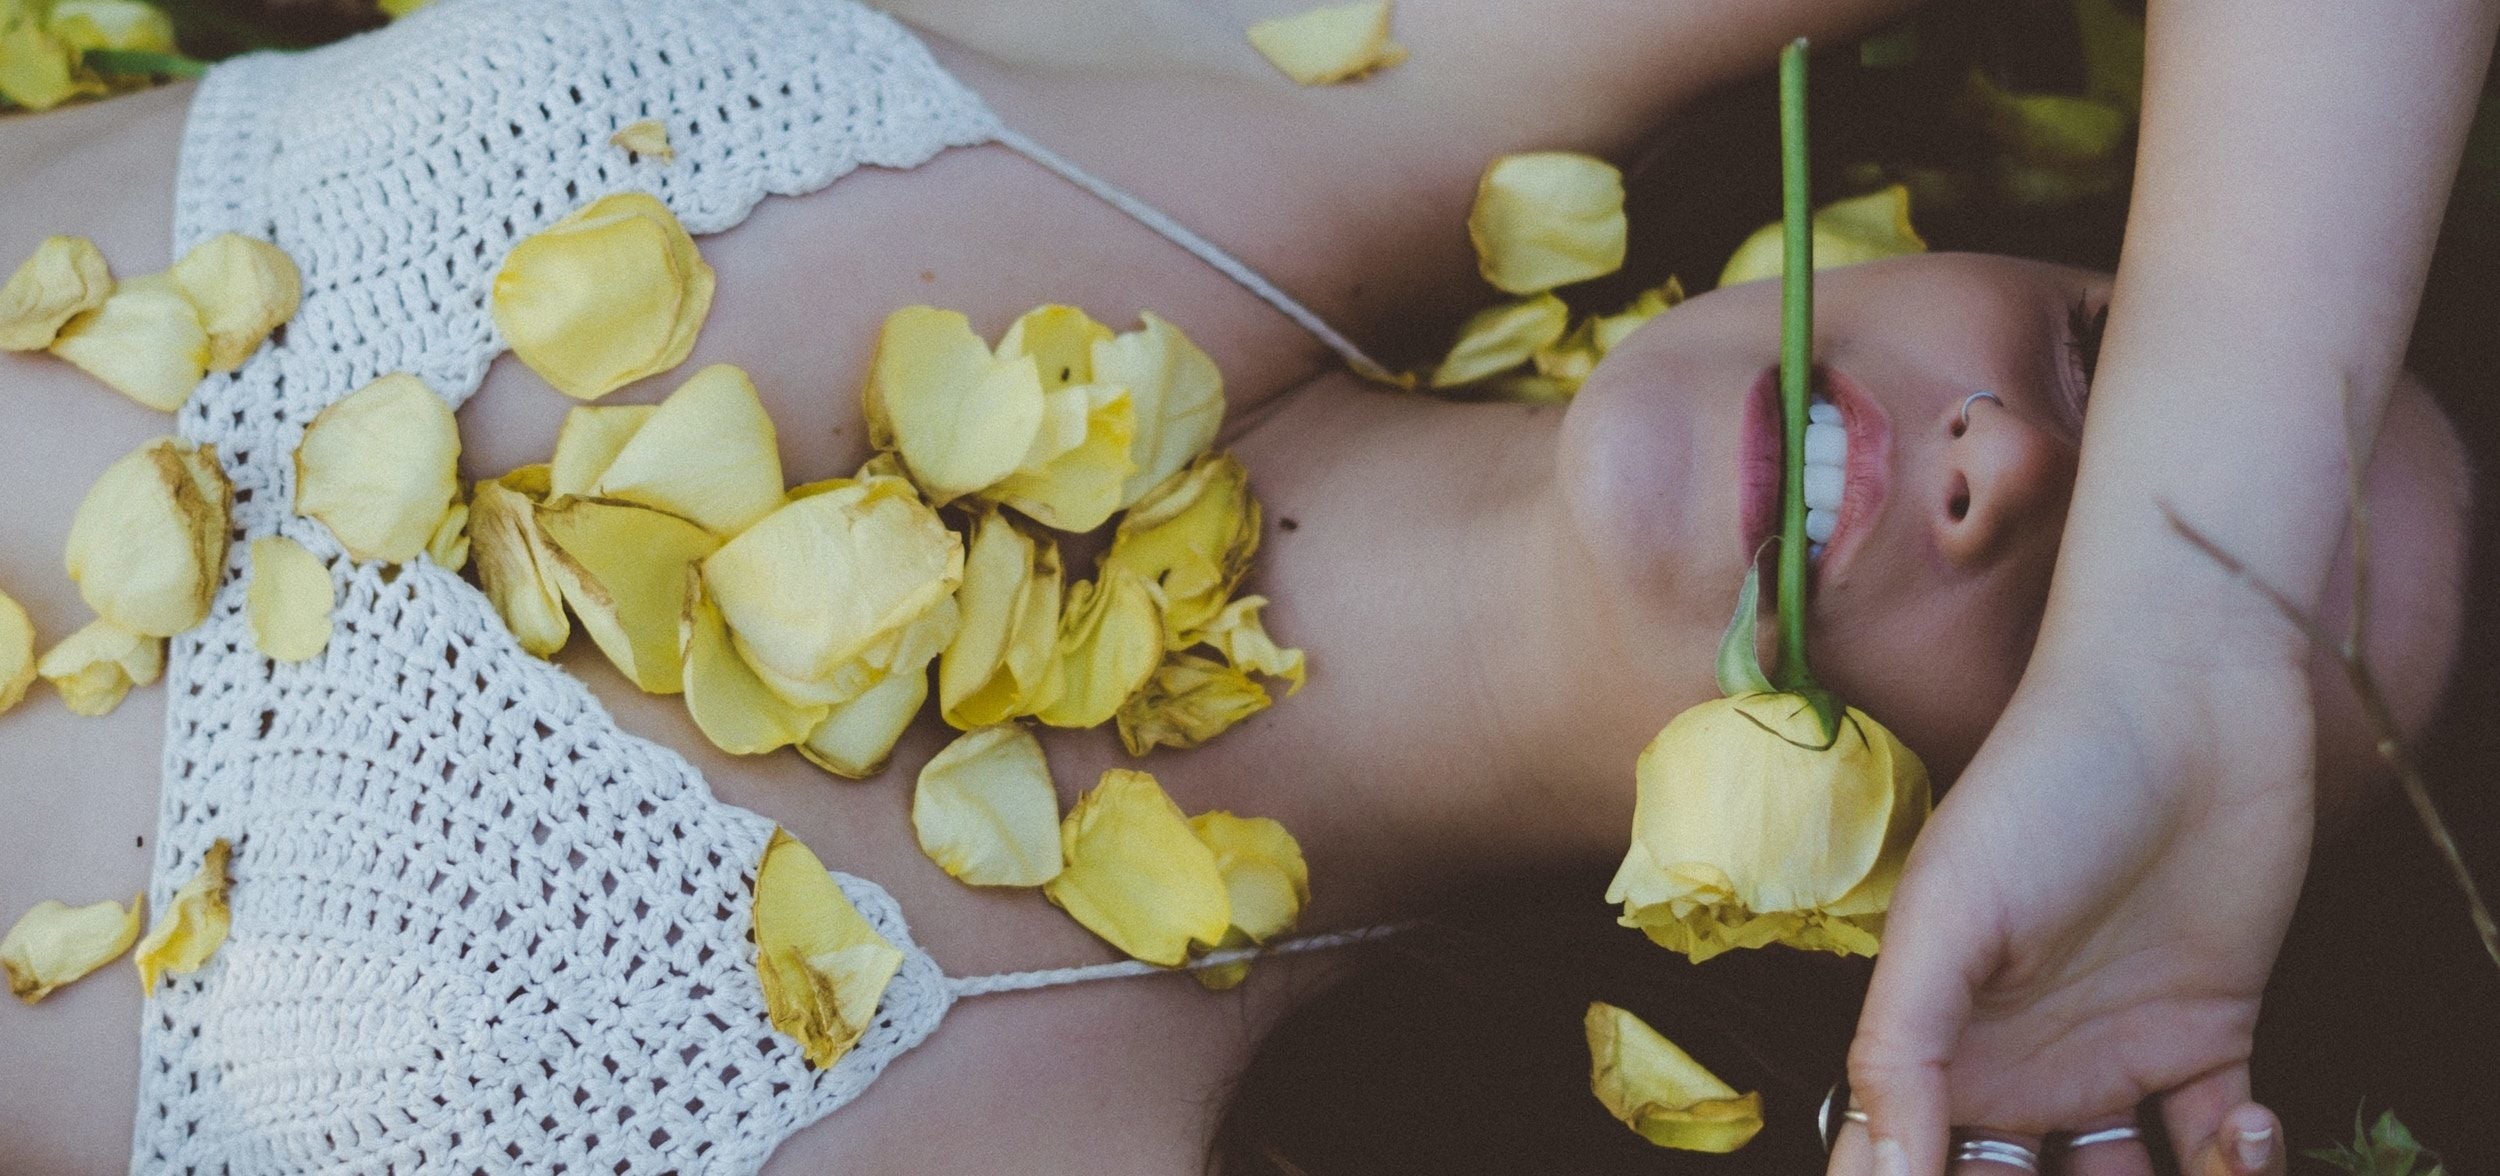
xmin=1951 ymin=1137 xmax=2040 ymax=1171
xmin=2063 ymin=1125 xmax=2143 ymax=1148
xmin=1958 ymin=390 xmax=2004 ymax=430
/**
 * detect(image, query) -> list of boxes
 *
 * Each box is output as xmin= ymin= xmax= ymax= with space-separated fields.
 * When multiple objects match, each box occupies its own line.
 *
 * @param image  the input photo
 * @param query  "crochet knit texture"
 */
xmin=141 ymin=0 xmax=1001 ymax=1170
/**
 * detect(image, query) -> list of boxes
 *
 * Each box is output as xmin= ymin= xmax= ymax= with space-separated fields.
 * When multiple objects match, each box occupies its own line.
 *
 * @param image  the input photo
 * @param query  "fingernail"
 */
xmin=1875 ymin=1137 xmax=1910 ymax=1176
xmin=2233 ymin=1117 xmax=2275 ymax=1172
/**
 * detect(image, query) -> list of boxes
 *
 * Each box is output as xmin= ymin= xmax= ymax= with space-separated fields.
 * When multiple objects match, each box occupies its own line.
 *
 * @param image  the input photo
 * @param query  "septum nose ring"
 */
xmin=1958 ymin=390 xmax=2004 ymax=431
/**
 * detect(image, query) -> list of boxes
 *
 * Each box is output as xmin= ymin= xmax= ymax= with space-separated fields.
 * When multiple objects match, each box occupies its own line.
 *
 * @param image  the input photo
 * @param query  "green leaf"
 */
xmin=1714 ymin=563 xmax=1775 ymax=697
xmin=80 ymin=49 xmax=207 ymax=80
xmin=2072 ymin=0 xmax=2145 ymax=115
xmin=2304 ymin=1107 xmax=2446 ymax=1176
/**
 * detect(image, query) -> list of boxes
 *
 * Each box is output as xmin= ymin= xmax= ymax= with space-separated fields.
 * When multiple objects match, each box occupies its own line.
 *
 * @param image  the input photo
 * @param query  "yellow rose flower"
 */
xmin=1042 ymin=769 xmax=1230 ymax=966
xmin=491 ymin=191 xmax=714 ymax=401
xmin=0 ymin=235 xmax=112 ymax=351
xmin=750 ymin=829 xmax=904 ymax=1069
xmin=1604 ymin=693 xmax=1929 ymax=963
xmin=1585 ymin=1002 xmax=1764 ymax=1152
xmin=135 ymin=838 xmax=232 ymax=992
xmin=65 ymin=436 xmax=229 ymax=638
xmin=1245 ymin=0 xmax=1406 ymax=86
xmin=2 ymin=893 xmax=142 ymax=1004
xmin=1468 ymin=152 xmax=1628 ymax=296
xmin=293 ymin=373 xmax=462 ymax=564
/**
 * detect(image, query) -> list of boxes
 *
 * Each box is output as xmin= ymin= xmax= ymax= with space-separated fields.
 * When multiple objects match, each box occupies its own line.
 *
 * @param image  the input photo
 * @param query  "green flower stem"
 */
xmin=1775 ymin=38 xmax=1819 ymax=698
xmin=81 ymin=50 xmax=209 ymax=80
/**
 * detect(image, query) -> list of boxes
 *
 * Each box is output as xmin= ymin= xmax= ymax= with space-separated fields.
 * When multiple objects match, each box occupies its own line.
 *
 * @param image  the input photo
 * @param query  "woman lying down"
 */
xmin=0 ymin=0 xmax=2470 ymax=1172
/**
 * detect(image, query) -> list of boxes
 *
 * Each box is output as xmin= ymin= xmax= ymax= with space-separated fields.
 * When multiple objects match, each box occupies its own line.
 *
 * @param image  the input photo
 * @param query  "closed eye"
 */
xmin=2061 ymin=297 xmax=2109 ymax=416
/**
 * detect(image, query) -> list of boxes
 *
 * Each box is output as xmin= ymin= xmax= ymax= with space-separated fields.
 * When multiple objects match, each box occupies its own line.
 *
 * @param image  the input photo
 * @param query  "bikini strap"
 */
xmin=990 ymin=127 xmax=1401 ymax=387
xmin=944 ymin=922 xmax=1409 ymax=999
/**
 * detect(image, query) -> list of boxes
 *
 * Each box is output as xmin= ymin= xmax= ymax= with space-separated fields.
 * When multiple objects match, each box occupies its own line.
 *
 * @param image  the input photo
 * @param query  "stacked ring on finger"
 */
xmin=1951 ymin=1137 xmax=2040 ymax=1171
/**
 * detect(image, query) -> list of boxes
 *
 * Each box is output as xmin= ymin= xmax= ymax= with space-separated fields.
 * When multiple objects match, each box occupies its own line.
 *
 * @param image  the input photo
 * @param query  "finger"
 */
xmin=2182 ymin=1104 xmax=2286 ymax=1176
xmin=2159 ymin=1066 xmax=2254 ymax=1175
xmin=1828 ymin=1116 xmax=1877 ymax=1176
xmin=2051 ymin=1117 xmax=2156 ymax=1176
xmin=1850 ymin=872 xmax=1994 ymax=1175
xmin=1949 ymin=1130 xmax=2049 ymax=1176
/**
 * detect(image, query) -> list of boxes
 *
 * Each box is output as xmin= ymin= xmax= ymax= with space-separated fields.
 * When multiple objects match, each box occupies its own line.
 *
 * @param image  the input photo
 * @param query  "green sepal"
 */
xmin=1714 ymin=563 xmax=1775 ymax=698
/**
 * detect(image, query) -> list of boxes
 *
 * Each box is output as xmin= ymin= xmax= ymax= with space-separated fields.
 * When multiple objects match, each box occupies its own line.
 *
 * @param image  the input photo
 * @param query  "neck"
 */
xmin=1036 ymin=380 xmax=1676 ymax=930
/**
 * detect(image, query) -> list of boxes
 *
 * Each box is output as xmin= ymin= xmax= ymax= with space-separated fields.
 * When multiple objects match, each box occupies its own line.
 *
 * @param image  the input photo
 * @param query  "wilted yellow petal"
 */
xmin=986 ymin=383 xmax=1135 ymax=532
xmin=1246 ymin=0 xmax=1405 ymax=86
xmin=678 ymin=568 xmax=828 ymax=755
xmin=167 ymin=233 xmax=301 ymax=372
xmin=135 ymin=838 xmax=232 ymax=992
xmin=1198 ymin=595 xmax=1305 ymax=694
xmin=48 ymin=273 xmax=209 ymax=412
xmin=246 ymin=535 xmax=333 ymax=663
xmin=1033 ymin=566 xmax=1163 ymax=729
xmin=36 ymin=618 xmax=162 ymax=716
xmin=609 ymin=119 xmax=676 ymax=162
xmin=702 ymin=476 xmax=962 ymax=705
xmin=1586 ymin=1002 xmax=1764 ymax=1152
xmin=1103 ymin=453 xmax=1257 ymax=642
xmin=1116 ymin=652 xmax=1270 ymax=756
xmin=584 ymin=364 xmax=785 ymax=535
xmin=1090 ymin=312 xmax=1225 ymax=508
xmin=864 ymin=305 xmax=1046 ymax=502
xmin=0 ymin=20 xmax=81 ymax=111
xmin=548 ymin=404 xmax=658 ymax=500
xmin=65 ymin=436 xmax=229 ymax=638
xmin=3 ymin=894 xmax=142 ymax=1003
xmin=46 ymin=0 xmax=176 ymax=54
xmin=467 ymin=470 xmax=571 ymax=656
xmin=752 ymin=829 xmax=905 ymax=1068
xmin=1719 ymin=185 xmax=1927 ymax=289
xmin=0 ymin=235 xmax=112 ymax=351
xmin=294 ymin=373 xmax=462 ymax=563
xmin=492 ymin=191 xmax=714 ymax=401
xmin=1468 ymin=152 xmax=1627 ymax=295
xmin=1043 ymin=770 xmax=1230 ymax=966
xmin=996 ymin=304 xmax=1111 ymax=393
xmin=938 ymin=511 xmax=1064 ymax=729
xmin=0 ymin=589 xmax=33 ymax=714
xmin=536 ymin=499 xmax=721 ymax=693
xmin=1191 ymin=811 xmax=1307 ymax=945
xmin=795 ymin=651 xmax=928 ymax=779
xmin=912 ymin=725 xmax=1064 ymax=887
xmin=1591 ymin=278 xmax=1685 ymax=353
xmin=1430 ymin=293 xmax=1568 ymax=388
xmin=425 ymin=499 xmax=471 ymax=571
xmin=1604 ymin=695 xmax=1929 ymax=963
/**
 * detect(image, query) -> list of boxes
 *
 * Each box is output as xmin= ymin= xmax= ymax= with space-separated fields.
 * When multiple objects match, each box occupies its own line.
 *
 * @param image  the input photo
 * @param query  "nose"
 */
xmin=1933 ymin=394 xmax=2076 ymax=567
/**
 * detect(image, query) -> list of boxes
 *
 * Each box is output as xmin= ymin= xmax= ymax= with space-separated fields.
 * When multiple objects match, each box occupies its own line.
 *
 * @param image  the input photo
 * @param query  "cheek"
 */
xmin=1810 ymin=586 xmax=2038 ymax=778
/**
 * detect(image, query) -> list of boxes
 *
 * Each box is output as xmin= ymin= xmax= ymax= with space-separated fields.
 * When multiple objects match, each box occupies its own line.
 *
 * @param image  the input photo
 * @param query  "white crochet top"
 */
xmin=143 ymin=0 xmax=1381 ymax=1171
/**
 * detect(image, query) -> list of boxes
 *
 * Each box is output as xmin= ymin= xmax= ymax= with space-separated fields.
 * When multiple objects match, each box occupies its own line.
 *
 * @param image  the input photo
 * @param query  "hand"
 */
xmin=1827 ymin=650 xmax=2316 ymax=1176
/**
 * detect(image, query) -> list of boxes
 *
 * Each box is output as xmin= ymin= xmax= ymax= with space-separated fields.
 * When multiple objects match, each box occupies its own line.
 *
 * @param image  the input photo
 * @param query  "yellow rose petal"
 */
xmin=1032 ymin=566 xmax=1164 ymax=730
xmin=1469 ymin=152 xmax=1628 ymax=295
xmin=293 ymin=373 xmax=462 ymax=563
xmin=678 ymin=568 xmax=828 ymax=755
xmin=1604 ymin=695 xmax=1930 ymax=963
xmin=246 ymin=535 xmax=333 ymax=663
xmin=609 ymin=119 xmax=676 ymax=162
xmin=3 ymin=894 xmax=142 ymax=1004
xmin=548 ymin=403 xmax=657 ymax=500
xmin=585 ymin=364 xmax=785 ymax=535
xmin=1586 ymin=1002 xmax=1764 ymax=1153
xmin=48 ymin=273 xmax=210 ymax=412
xmin=468 ymin=469 xmax=571 ymax=656
xmin=1246 ymin=0 xmax=1406 ymax=86
xmin=702 ymin=476 xmax=962 ymax=706
xmin=0 ymin=21 xmax=82 ymax=112
xmin=912 ymin=725 xmax=1064 ymax=887
xmin=1430 ymin=293 xmax=1569 ymax=389
xmin=938 ymin=511 xmax=1063 ymax=729
xmin=1102 ymin=453 xmax=1257 ymax=643
xmin=536 ymin=499 xmax=721 ymax=693
xmin=1718 ymin=185 xmax=1927 ymax=289
xmin=0 ymin=235 xmax=113 ymax=351
xmin=1591 ymin=278 xmax=1685 ymax=353
xmin=425 ymin=498 xmax=471 ymax=571
xmin=1089 ymin=312 xmax=1225 ymax=508
xmin=65 ymin=436 xmax=229 ymax=638
xmin=1191 ymin=811 xmax=1307 ymax=945
xmin=135 ymin=838 xmax=232 ymax=992
xmin=986 ymin=383 xmax=1135 ymax=533
xmin=795 ymin=649 xmax=929 ymax=778
xmin=996 ymin=304 xmax=1112 ymax=393
xmin=47 ymin=0 xmax=176 ymax=55
xmin=0 ymin=588 xmax=34 ymax=714
xmin=492 ymin=191 xmax=714 ymax=401
xmin=1042 ymin=770 xmax=1230 ymax=966
xmin=36 ymin=618 xmax=162 ymax=716
xmin=864 ymin=305 xmax=1046 ymax=502
xmin=167 ymin=233 xmax=301 ymax=372
xmin=752 ymin=829 xmax=905 ymax=1068
xmin=1199 ymin=595 xmax=1305 ymax=694
xmin=1115 ymin=652 xmax=1270 ymax=756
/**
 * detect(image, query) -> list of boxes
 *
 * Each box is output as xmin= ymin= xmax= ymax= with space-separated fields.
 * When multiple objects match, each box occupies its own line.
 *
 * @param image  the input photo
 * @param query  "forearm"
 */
xmin=2046 ymin=0 xmax=2496 ymax=667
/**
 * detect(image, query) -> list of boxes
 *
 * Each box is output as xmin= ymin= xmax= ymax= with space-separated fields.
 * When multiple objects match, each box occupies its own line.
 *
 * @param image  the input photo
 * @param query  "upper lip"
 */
xmin=1739 ymin=365 xmax=1893 ymax=586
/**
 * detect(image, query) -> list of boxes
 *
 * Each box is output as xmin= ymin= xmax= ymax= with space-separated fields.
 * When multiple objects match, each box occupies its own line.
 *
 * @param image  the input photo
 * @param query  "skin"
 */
xmin=0 ymin=2 xmax=2474 ymax=1173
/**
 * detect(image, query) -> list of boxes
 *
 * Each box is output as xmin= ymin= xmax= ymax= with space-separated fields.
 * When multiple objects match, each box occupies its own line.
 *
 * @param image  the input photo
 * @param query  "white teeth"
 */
xmin=1808 ymin=401 xmax=1842 ymax=425
xmin=1802 ymin=465 xmax=1845 ymax=510
xmin=1805 ymin=507 xmax=1838 ymax=544
xmin=1804 ymin=419 xmax=1848 ymax=464
xmin=1799 ymin=394 xmax=1846 ymax=554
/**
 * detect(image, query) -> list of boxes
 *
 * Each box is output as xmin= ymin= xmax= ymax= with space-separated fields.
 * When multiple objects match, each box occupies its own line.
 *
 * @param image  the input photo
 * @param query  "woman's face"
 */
xmin=1561 ymin=252 xmax=2113 ymax=775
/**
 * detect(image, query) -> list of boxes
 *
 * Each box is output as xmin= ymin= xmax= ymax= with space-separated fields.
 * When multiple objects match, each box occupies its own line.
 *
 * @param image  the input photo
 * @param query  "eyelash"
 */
xmin=2062 ymin=297 xmax=2110 ymax=412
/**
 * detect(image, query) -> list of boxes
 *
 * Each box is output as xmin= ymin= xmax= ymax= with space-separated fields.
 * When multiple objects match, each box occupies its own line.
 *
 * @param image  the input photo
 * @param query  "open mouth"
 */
xmin=1739 ymin=366 xmax=1892 ymax=585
